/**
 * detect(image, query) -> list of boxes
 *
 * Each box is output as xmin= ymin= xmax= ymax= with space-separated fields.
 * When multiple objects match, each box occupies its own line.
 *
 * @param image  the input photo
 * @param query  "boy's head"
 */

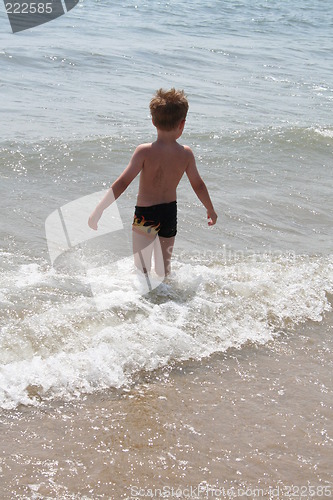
xmin=150 ymin=88 xmax=189 ymax=131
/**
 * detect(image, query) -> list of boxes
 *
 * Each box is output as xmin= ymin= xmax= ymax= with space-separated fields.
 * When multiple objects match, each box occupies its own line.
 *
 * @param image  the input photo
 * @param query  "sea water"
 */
xmin=0 ymin=0 xmax=332 ymax=497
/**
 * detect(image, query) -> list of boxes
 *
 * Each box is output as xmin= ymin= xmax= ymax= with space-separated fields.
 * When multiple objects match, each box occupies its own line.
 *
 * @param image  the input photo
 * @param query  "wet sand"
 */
xmin=1 ymin=313 xmax=332 ymax=499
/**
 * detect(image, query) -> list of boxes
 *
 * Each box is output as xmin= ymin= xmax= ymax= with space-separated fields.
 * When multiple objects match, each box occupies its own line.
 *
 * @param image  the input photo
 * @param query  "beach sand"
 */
xmin=1 ymin=312 xmax=332 ymax=499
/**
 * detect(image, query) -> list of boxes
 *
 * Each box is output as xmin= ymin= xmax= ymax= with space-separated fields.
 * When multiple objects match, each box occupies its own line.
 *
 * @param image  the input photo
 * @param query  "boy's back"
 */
xmin=135 ymin=139 xmax=191 ymax=206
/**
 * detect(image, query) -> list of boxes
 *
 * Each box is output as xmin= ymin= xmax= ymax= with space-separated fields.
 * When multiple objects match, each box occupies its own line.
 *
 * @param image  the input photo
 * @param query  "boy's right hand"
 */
xmin=88 ymin=209 xmax=102 ymax=230
xmin=207 ymin=210 xmax=218 ymax=226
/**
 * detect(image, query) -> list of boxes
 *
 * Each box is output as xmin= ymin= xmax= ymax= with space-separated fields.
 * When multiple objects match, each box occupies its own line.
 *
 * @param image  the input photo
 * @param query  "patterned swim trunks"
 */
xmin=132 ymin=201 xmax=177 ymax=238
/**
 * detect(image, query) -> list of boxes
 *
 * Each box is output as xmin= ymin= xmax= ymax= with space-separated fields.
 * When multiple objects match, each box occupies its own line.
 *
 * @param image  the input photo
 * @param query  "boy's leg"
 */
xmin=154 ymin=236 xmax=175 ymax=277
xmin=132 ymin=229 xmax=155 ymax=274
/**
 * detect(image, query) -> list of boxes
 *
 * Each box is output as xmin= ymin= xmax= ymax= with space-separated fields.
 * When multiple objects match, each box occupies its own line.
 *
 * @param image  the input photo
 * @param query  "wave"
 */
xmin=205 ymin=124 xmax=333 ymax=148
xmin=313 ymin=127 xmax=333 ymax=139
xmin=1 ymin=124 xmax=332 ymax=170
xmin=0 ymin=250 xmax=332 ymax=409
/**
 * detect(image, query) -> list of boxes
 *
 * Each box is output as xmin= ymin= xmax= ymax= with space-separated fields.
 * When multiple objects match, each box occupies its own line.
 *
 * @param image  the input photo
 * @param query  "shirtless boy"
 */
xmin=88 ymin=88 xmax=217 ymax=277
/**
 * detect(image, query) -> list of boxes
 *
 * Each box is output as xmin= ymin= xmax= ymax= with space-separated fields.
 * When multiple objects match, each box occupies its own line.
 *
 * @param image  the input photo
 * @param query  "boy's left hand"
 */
xmin=207 ymin=210 xmax=218 ymax=226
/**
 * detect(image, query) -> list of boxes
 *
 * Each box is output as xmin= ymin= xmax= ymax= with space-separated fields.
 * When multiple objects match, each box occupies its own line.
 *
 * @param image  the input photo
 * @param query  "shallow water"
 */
xmin=1 ymin=313 xmax=332 ymax=498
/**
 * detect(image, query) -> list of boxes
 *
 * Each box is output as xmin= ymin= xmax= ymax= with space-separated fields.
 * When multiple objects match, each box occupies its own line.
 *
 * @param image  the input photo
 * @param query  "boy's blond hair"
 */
xmin=150 ymin=88 xmax=189 ymax=131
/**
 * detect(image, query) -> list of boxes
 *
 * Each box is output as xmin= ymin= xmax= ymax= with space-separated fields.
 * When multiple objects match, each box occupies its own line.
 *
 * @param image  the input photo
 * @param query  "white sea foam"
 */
xmin=314 ymin=127 xmax=333 ymax=139
xmin=0 ymin=252 xmax=332 ymax=409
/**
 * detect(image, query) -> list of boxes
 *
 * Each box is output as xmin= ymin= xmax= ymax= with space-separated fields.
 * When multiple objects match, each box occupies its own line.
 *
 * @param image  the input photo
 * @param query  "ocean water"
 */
xmin=1 ymin=0 xmax=333 ymax=497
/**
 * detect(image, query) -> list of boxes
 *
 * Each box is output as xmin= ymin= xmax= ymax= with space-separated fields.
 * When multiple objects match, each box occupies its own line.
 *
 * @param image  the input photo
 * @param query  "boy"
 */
xmin=88 ymin=88 xmax=217 ymax=277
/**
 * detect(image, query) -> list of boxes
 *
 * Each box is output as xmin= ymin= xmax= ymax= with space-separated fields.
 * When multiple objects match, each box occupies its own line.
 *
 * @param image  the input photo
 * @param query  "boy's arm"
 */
xmin=185 ymin=147 xmax=218 ymax=226
xmin=88 ymin=145 xmax=145 ymax=230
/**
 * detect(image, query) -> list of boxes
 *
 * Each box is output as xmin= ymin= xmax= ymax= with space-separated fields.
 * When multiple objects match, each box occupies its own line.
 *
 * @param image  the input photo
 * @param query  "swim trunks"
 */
xmin=132 ymin=201 xmax=177 ymax=238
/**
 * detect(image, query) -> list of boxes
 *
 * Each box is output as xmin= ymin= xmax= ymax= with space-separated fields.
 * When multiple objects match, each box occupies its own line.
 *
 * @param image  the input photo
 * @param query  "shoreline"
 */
xmin=1 ymin=312 xmax=332 ymax=498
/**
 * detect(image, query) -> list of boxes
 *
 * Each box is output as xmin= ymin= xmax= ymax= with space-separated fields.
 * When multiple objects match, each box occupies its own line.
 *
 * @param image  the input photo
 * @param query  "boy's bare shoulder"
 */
xmin=183 ymin=144 xmax=195 ymax=163
xmin=134 ymin=142 xmax=153 ymax=154
xmin=183 ymin=144 xmax=194 ymax=154
xmin=131 ymin=143 xmax=153 ymax=162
